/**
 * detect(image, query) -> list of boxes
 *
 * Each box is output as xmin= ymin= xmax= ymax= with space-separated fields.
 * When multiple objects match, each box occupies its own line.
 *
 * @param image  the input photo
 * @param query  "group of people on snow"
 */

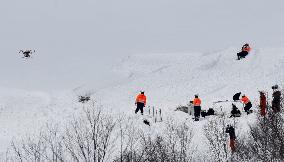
xmin=190 ymin=93 xmax=253 ymax=121
xmin=133 ymin=42 xmax=280 ymax=121
xmin=134 ymin=86 xmax=281 ymax=121
xmin=133 ymin=85 xmax=281 ymax=154
xmin=132 ymin=43 xmax=281 ymax=154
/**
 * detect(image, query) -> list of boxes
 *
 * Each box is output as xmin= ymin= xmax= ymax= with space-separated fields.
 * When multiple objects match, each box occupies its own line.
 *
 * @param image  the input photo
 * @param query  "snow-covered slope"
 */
xmin=97 ymin=47 xmax=284 ymax=113
xmin=1 ymin=47 xmax=284 ymax=158
xmin=0 ymin=89 xmax=81 ymax=156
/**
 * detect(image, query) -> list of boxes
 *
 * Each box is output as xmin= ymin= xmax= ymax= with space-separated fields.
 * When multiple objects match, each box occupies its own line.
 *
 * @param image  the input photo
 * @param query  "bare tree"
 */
xmin=61 ymin=106 xmax=118 ymax=162
xmin=236 ymin=108 xmax=284 ymax=161
xmin=114 ymin=118 xmax=194 ymax=162
xmin=7 ymin=104 xmax=119 ymax=162
xmin=204 ymin=114 xmax=231 ymax=162
xmin=234 ymin=88 xmax=284 ymax=161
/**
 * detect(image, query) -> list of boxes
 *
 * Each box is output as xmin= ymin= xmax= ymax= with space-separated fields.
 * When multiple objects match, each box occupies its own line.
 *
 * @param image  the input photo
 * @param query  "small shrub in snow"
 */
xmin=7 ymin=105 xmax=118 ymax=162
xmin=114 ymin=119 xmax=194 ymax=162
xmin=203 ymin=114 xmax=232 ymax=162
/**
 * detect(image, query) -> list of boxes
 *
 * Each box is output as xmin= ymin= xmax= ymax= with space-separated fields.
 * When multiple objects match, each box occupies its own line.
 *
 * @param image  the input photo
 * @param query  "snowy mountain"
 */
xmin=1 ymin=48 xmax=284 ymax=159
xmin=1 ymin=0 xmax=284 ymax=160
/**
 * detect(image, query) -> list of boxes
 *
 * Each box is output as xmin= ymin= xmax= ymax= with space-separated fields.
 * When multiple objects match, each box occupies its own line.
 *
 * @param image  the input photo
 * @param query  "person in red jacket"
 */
xmin=237 ymin=43 xmax=251 ymax=60
xmin=259 ymin=91 xmax=267 ymax=116
xmin=135 ymin=91 xmax=147 ymax=115
xmin=241 ymin=95 xmax=252 ymax=114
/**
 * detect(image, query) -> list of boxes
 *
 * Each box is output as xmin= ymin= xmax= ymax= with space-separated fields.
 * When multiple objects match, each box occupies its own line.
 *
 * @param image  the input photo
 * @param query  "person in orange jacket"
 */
xmin=237 ymin=43 xmax=251 ymax=60
xmin=135 ymin=91 xmax=147 ymax=115
xmin=241 ymin=94 xmax=252 ymax=114
xmin=191 ymin=94 xmax=201 ymax=121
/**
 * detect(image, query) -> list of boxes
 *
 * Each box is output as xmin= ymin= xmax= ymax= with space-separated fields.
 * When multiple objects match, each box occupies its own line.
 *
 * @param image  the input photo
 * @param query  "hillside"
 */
xmin=1 ymin=47 xmax=284 ymax=159
xmin=97 ymin=47 xmax=284 ymax=113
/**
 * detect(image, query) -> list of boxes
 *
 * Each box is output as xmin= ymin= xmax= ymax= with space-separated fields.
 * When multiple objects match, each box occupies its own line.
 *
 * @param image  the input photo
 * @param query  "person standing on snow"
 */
xmin=191 ymin=95 xmax=201 ymax=121
xmin=241 ymin=94 xmax=252 ymax=114
xmin=237 ymin=43 xmax=251 ymax=60
xmin=135 ymin=91 xmax=147 ymax=115
xmin=226 ymin=125 xmax=236 ymax=152
xmin=259 ymin=91 xmax=267 ymax=116
xmin=272 ymin=85 xmax=281 ymax=113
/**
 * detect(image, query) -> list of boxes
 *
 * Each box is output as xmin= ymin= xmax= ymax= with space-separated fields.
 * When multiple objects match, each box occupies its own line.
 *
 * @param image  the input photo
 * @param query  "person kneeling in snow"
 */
xmin=230 ymin=103 xmax=241 ymax=117
xmin=237 ymin=43 xmax=251 ymax=60
xmin=241 ymin=95 xmax=252 ymax=114
xmin=135 ymin=91 xmax=147 ymax=115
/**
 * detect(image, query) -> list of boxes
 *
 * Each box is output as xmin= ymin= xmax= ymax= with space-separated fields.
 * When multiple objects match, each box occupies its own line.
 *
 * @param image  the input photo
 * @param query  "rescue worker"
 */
xmin=233 ymin=92 xmax=241 ymax=101
xmin=192 ymin=94 xmax=201 ymax=121
xmin=259 ymin=91 xmax=267 ymax=116
xmin=230 ymin=103 xmax=241 ymax=118
xmin=237 ymin=43 xmax=251 ymax=60
xmin=241 ymin=94 xmax=252 ymax=114
xmin=272 ymin=85 xmax=281 ymax=113
xmin=226 ymin=125 xmax=236 ymax=152
xmin=135 ymin=91 xmax=147 ymax=115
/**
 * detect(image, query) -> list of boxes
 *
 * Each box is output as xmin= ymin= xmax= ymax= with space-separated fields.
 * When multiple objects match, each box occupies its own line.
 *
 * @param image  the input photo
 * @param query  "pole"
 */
xmin=155 ymin=109 xmax=157 ymax=123
xmin=160 ymin=109 xmax=162 ymax=122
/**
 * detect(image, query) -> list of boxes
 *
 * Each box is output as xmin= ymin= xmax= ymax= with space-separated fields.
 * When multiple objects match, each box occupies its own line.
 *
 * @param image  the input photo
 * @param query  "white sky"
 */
xmin=0 ymin=0 xmax=284 ymax=90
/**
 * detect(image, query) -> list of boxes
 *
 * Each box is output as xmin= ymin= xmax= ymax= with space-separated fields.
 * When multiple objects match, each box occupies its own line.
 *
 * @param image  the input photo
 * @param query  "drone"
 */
xmin=19 ymin=50 xmax=36 ymax=58
xmin=78 ymin=95 xmax=91 ymax=103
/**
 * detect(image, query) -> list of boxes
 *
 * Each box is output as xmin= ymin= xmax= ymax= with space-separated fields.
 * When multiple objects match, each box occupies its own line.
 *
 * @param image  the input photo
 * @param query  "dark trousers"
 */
xmin=237 ymin=51 xmax=248 ymax=59
xmin=135 ymin=102 xmax=144 ymax=115
xmin=194 ymin=106 xmax=201 ymax=120
xmin=244 ymin=102 xmax=252 ymax=112
xmin=272 ymin=100 xmax=281 ymax=113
